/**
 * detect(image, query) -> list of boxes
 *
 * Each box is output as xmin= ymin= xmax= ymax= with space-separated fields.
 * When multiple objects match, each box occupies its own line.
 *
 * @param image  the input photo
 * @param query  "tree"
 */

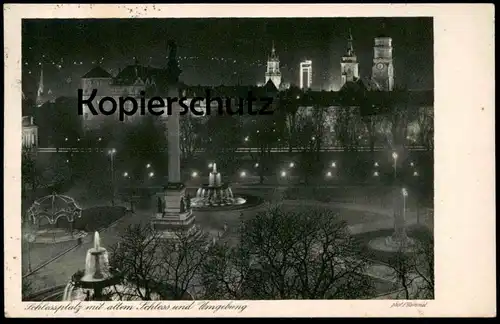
xmin=157 ymin=230 xmax=208 ymax=299
xmin=201 ymin=114 xmax=243 ymax=176
xmin=202 ymin=204 xmax=375 ymax=299
xmin=387 ymin=232 xmax=434 ymax=299
xmin=41 ymin=154 xmax=72 ymax=192
xmin=414 ymin=107 xmax=434 ymax=151
xmin=114 ymin=116 xmax=168 ymax=181
xmin=109 ymin=224 xmax=208 ymax=300
xmin=278 ymin=86 xmax=302 ymax=152
xmin=296 ymin=117 xmax=319 ymax=184
xmin=200 ymin=241 xmax=251 ymax=299
xmin=22 ymin=148 xmax=40 ymax=202
xmin=180 ymin=114 xmax=204 ymax=162
xmin=109 ymin=224 xmax=163 ymax=300
xmin=246 ymin=113 xmax=281 ymax=184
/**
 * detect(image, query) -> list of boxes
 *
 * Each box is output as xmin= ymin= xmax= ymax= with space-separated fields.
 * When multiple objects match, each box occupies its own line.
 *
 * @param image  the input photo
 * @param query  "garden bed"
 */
xmin=72 ymin=206 xmax=127 ymax=232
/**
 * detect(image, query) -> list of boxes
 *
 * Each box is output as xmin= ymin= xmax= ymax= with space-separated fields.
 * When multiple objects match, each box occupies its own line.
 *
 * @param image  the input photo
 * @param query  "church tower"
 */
xmin=340 ymin=29 xmax=360 ymax=87
xmin=265 ymin=41 xmax=282 ymax=89
xmin=371 ymin=28 xmax=394 ymax=91
xmin=36 ymin=64 xmax=45 ymax=107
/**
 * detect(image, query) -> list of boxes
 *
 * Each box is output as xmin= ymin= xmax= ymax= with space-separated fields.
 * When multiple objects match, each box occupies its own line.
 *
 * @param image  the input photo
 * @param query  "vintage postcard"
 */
xmin=4 ymin=3 xmax=495 ymax=318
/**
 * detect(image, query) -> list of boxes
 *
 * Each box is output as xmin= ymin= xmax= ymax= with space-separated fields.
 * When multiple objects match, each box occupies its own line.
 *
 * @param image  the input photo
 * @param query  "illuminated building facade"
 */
xmin=300 ymin=60 xmax=312 ymax=90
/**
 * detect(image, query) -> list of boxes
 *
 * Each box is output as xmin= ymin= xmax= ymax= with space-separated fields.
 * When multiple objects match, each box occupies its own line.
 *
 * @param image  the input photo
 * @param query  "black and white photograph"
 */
xmin=4 ymin=3 xmax=495 ymax=318
xmin=20 ymin=16 xmax=435 ymax=302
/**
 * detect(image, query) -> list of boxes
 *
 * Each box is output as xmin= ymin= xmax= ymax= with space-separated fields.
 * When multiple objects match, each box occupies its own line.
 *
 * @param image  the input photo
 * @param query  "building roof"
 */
xmin=82 ymin=66 xmax=112 ymax=78
xmin=113 ymin=64 xmax=166 ymax=86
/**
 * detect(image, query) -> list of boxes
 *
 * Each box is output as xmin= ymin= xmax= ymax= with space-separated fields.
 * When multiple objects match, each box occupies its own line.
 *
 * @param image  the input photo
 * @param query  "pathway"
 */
xmin=24 ymin=206 xmax=149 ymax=291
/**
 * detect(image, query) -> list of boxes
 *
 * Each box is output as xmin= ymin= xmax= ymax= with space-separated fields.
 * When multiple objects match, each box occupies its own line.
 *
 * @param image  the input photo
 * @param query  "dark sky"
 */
xmin=22 ymin=17 xmax=433 ymax=97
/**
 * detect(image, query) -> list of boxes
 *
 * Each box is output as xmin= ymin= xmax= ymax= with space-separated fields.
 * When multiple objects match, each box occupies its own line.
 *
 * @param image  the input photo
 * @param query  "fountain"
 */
xmin=191 ymin=163 xmax=247 ymax=208
xmin=63 ymin=231 xmax=122 ymax=301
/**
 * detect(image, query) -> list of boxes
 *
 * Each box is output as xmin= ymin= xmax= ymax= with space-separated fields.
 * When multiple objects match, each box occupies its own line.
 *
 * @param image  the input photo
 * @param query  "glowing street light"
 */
xmin=373 ymin=171 xmax=379 ymax=177
xmin=65 ymin=137 xmax=68 ymax=142
xmin=392 ymin=152 xmax=398 ymax=180
xmin=240 ymin=171 xmax=246 ymax=178
xmin=244 ymin=136 xmax=249 ymax=142
xmin=326 ymin=171 xmax=332 ymax=177
xmin=98 ymin=137 xmax=102 ymax=142
xmin=146 ymin=163 xmax=151 ymax=169
xmin=402 ymin=188 xmax=408 ymax=221
xmin=108 ymin=148 xmax=117 ymax=206
xmin=374 ymin=162 xmax=379 ymax=167
xmin=192 ymin=171 xmax=198 ymax=178
xmin=410 ymin=162 xmax=415 ymax=167
xmin=77 ymin=138 xmax=80 ymax=142
xmin=254 ymin=163 xmax=259 ymax=168
xmin=123 ymin=172 xmax=129 ymax=178
xmin=331 ymin=162 xmax=337 ymax=168
xmin=289 ymin=162 xmax=295 ymax=168
xmin=280 ymin=171 xmax=287 ymax=178
xmin=413 ymin=171 xmax=419 ymax=176
xmin=148 ymin=172 xmax=154 ymax=178
xmin=208 ymin=163 xmax=213 ymax=168
xmin=66 ymin=159 xmax=69 ymax=163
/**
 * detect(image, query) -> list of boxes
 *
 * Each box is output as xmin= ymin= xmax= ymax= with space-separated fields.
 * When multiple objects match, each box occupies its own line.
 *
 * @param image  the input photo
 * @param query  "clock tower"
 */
xmin=371 ymin=35 xmax=394 ymax=91
xmin=340 ymin=29 xmax=359 ymax=87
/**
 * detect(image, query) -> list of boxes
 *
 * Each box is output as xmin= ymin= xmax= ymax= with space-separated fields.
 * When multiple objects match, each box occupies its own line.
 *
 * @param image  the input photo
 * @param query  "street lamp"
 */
xmin=148 ymin=172 xmax=154 ymax=178
xmin=123 ymin=172 xmax=133 ymax=212
xmin=402 ymin=188 xmax=408 ymax=222
xmin=392 ymin=152 xmax=398 ymax=180
xmin=146 ymin=163 xmax=151 ymax=169
xmin=280 ymin=170 xmax=287 ymax=178
xmin=240 ymin=171 xmax=246 ymax=178
xmin=326 ymin=171 xmax=332 ymax=177
xmin=254 ymin=163 xmax=259 ymax=168
xmin=331 ymin=162 xmax=337 ymax=168
xmin=108 ymin=148 xmax=117 ymax=206
xmin=289 ymin=162 xmax=295 ymax=168
xmin=24 ymin=233 xmax=36 ymax=273
xmin=192 ymin=171 xmax=198 ymax=178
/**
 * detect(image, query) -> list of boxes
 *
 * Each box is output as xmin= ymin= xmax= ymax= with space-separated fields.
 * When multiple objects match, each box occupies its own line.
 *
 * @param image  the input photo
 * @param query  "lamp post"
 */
xmin=392 ymin=152 xmax=398 ymax=180
xmin=108 ymin=149 xmax=116 ymax=206
xmin=24 ymin=233 xmax=36 ymax=273
xmin=402 ymin=188 xmax=408 ymax=222
xmin=123 ymin=172 xmax=135 ymax=213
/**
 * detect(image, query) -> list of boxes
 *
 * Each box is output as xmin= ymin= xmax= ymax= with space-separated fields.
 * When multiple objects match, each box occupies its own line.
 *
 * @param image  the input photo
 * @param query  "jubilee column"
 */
xmin=152 ymin=41 xmax=199 ymax=239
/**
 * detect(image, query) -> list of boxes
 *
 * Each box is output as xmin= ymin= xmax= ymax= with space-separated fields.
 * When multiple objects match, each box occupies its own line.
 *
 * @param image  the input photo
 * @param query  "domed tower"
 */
xmin=371 ymin=25 xmax=394 ymax=91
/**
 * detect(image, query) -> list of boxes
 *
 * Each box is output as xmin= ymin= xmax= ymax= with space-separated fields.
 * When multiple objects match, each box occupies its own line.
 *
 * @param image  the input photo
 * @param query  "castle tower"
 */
xmin=340 ymin=29 xmax=359 ymax=87
xmin=36 ymin=64 xmax=44 ymax=107
xmin=371 ymin=28 xmax=394 ymax=91
xmin=264 ymin=41 xmax=282 ymax=89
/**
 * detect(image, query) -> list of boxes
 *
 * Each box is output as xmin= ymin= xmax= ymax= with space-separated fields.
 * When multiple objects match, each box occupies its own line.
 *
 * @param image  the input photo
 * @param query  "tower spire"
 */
xmin=347 ymin=28 xmax=355 ymax=56
xmin=36 ymin=64 xmax=44 ymax=107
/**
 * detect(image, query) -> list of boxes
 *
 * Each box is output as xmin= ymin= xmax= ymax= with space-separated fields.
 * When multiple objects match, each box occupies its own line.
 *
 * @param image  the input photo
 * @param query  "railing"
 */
xmin=36 ymin=146 xmax=429 ymax=153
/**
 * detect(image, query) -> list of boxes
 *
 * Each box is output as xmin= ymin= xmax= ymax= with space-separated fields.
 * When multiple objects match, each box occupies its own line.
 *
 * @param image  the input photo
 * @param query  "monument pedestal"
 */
xmin=152 ymin=183 xmax=202 ymax=240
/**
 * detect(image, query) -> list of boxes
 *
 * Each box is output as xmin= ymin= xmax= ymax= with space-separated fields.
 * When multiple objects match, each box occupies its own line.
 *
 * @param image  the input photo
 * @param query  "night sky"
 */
xmin=22 ymin=17 xmax=433 ymax=98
